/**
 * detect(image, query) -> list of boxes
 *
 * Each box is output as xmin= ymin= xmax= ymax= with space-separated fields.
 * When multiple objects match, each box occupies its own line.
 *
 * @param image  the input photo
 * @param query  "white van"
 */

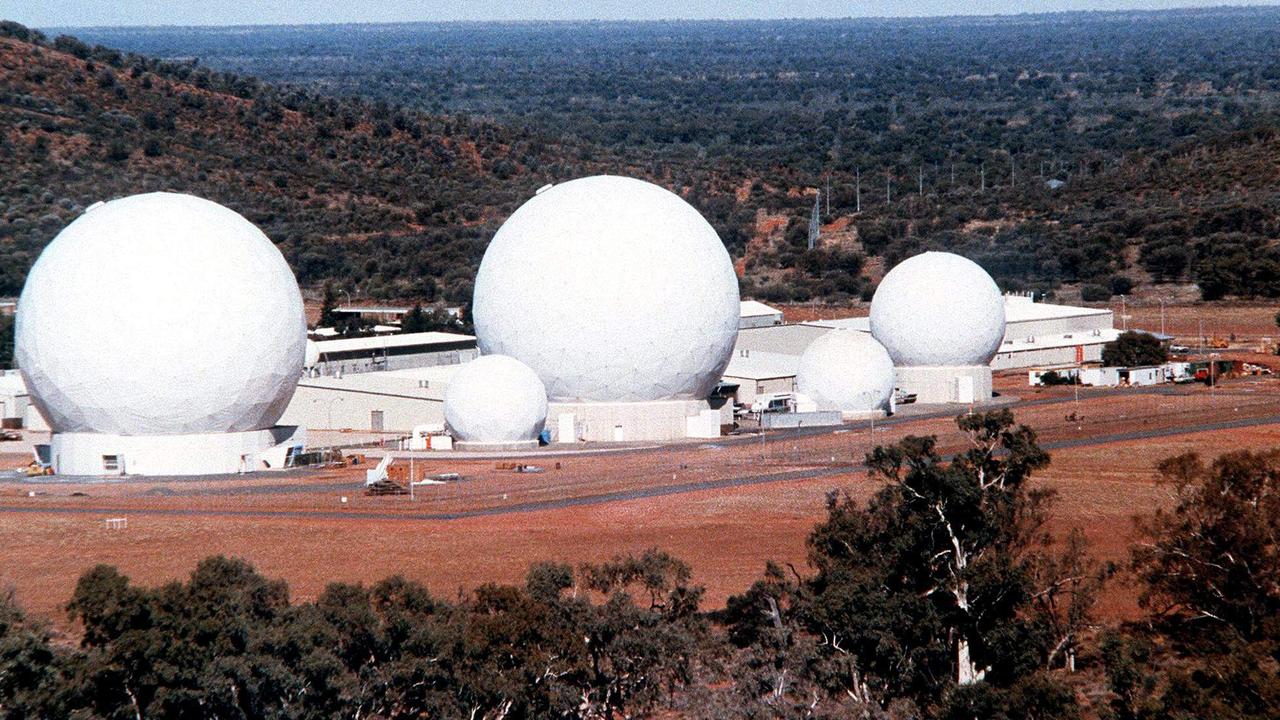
xmin=750 ymin=392 xmax=794 ymax=414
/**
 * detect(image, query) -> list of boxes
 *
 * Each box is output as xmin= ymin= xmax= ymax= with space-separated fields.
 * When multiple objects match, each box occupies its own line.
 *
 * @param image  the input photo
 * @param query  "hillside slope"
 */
xmin=5 ymin=20 xmax=1280 ymax=308
xmin=0 ymin=26 xmax=645 ymax=300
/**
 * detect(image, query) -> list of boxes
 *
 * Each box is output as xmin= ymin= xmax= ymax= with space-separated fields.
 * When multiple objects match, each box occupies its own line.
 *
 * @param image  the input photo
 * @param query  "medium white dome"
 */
xmin=444 ymin=355 xmax=548 ymax=443
xmin=472 ymin=175 xmax=740 ymax=402
xmin=796 ymin=330 xmax=895 ymax=413
xmin=16 ymin=192 xmax=306 ymax=435
xmin=869 ymin=251 xmax=1005 ymax=367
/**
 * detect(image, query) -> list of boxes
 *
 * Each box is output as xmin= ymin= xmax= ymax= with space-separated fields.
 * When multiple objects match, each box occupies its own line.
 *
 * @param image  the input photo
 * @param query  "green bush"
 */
xmin=1081 ymin=283 xmax=1112 ymax=302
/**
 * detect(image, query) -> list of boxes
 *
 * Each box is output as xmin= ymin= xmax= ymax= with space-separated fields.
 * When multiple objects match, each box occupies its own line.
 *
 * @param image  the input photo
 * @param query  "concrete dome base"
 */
xmin=548 ymin=399 xmax=727 ymax=443
xmin=455 ymin=439 xmax=540 ymax=452
xmin=45 ymin=426 xmax=305 ymax=477
xmin=841 ymin=409 xmax=891 ymax=421
xmin=894 ymin=366 xmax=993 ymax=405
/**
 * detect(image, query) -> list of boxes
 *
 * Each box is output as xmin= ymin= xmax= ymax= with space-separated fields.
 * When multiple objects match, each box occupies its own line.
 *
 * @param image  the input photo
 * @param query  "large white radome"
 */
xmin=472 ymin=175 xmax=740 ymax=402
xmin=870 ymin=251 xmax=1005 ymax=367
xmin=444 ymin=355 xmax=548 ymax=443
xmin=796 ymin=330 xmax=895 ymax=413
xmin=17 ymin=192 xmax=306 ymax=435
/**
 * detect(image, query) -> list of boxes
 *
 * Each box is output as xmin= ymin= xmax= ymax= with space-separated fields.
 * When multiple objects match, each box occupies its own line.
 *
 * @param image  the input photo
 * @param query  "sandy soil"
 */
xmin=3 ymin=373 xmax=1278 ymax=632
xmin=1121 ymin=302 xmax=1280 ymax=345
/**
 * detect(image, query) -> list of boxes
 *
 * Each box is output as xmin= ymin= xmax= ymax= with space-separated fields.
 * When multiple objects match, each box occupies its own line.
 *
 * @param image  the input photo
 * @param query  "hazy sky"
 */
xmin=4 ymin=0 xmax=1278 ymax=28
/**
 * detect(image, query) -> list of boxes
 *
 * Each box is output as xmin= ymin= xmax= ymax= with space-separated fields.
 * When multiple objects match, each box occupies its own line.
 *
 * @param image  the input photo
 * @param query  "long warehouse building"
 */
xmin=724 ymin=295 xmax=1120 ymax=404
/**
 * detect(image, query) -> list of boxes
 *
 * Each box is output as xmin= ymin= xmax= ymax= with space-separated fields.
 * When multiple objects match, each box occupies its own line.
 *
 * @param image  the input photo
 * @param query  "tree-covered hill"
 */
xmin=0 ymin=22 xmax=664 ymax=300
xmin=8 ymin=10 xmax=1280 ymax=305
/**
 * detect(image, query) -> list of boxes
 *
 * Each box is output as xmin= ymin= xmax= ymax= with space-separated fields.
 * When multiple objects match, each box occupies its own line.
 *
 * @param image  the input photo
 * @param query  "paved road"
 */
xmin=1 ymin=409 xmax=1276 ymax=524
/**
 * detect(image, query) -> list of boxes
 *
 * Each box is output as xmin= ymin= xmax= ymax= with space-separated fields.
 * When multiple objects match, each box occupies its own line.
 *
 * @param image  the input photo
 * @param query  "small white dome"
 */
xmin=471 ymin=175 xmax=740 ymax=403
xmin=796 ymin=330 xmax=895 ymax=413
xmin=444 ymin=355 xmax=548 ymax=443
xmin=869 ymin=251 xmax=1005 ymax=367
xmin=16 ymin=192 xmax=306 ymax=436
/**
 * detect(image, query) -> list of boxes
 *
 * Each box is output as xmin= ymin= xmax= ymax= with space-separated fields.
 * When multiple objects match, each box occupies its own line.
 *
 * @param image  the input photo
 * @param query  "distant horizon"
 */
xmin=5 ymin=0 xmax=1280 ymax=31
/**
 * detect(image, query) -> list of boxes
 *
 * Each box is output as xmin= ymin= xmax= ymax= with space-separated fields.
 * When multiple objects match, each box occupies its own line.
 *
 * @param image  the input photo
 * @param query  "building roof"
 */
xmin=1003 ymin=295 xmax=1111 ymax=323
xmin=299 ymin=363 xmax=463 ymax=400
xmin=805 ymin=298 xmax=1113 ymax=331
xmin=807 ymin=316 xmax=870 ymax=332
xmin=0 ymin=370 xmax=27 ymax=395
xmin=311 ymin=331 xmax=476 ymax=356
xmin=739 ymin=300 xmax=783 ymax=318
xmin=723 ymin=350 xmax=801 ymax=380
xmin=334 ymin=305 xmax=413 ymax=315
xmin=734 ymin=323 xmax=831 ymax=356
xmin=996 ymin=327 xmax=1123 ymax=354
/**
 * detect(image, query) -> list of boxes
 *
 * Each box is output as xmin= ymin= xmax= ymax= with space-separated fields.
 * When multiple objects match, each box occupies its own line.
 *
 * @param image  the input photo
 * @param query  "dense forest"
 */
xmin=1 ymin=411 xmax=1277 ymax=718
xmin=63 ymin=8 xmax=1280 ymax=302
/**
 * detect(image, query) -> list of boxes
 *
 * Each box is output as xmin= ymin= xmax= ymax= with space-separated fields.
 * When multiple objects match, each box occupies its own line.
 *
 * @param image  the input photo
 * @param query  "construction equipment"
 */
xmin=24 ymin=461 xmax=52 ymax=477
xmin=364 ymin=479 xmax=409 ymax=496
xmin=365 ymin=455 xmax=393 ymax=486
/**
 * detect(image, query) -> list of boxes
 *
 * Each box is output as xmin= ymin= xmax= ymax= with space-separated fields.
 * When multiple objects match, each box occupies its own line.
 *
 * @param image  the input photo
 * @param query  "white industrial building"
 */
xmin=471 ymin=175 xmax=740 ymax=442
xmin=722 ymin=293 xmax=1121 ymax=404
xmin=739 ymin=300 xmax=784 ymax=329
xmin=722 ymin=350 xmax=802 ymax=405
xmin=305 ymin=331 xmax=478 ymax=376
xmin=812 ymin=296 xmax=1119 ymax=371
xmin=991 ymin=294 xmax=1119 ymax=369
xmin=16 ymin=192 xmax=307 ymax=476
xmin=0 ymin=371 xmax=29 ymax=429
xmin=868 ymin=252 xmax=1005 ymax=403
xmin=282 ymin=363 xmax=459 ymax=432
xmin=796 ymin=329 xmax=895 ymax=417
xmin=444 ymin=355 xmax=548 ymax=450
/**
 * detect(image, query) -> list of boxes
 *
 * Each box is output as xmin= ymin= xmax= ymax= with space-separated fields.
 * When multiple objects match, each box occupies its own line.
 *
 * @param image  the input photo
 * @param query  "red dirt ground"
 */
xmin=4 ymin=372 xmax=1279 ymax=634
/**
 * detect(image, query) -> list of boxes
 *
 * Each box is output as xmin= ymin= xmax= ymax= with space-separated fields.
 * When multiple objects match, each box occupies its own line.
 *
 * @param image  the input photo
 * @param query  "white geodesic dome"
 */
xmin=796 ymin=330 xmax=895 ymax=413
xmin=869 ymin=251 xmax=1006 ymax=367
xmin=16 ymin=192 xmax=307 ymax=436
xmin=471 ymin=175 xmax=740 ymax=402
xmin=444 ymin=355 xmax=548 ymax=443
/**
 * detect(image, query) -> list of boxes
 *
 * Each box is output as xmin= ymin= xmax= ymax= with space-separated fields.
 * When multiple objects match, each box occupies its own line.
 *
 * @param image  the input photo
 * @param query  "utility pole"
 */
xmin=825 ymin=174 xmax=831 ymax=218
xmin=980 ymin=163 xmax=986 ymax=193
xmin=918 ymin=165 xmax=924 ymax=196
xmin=855 ymin=167 xmax=862 ymax=213
xmin=808 ymin=192 xmax=821 ymax=250
xmin=950 ymin=161 xmax=955 ymax=189
xmin=886 ymin=169 xmax=892 ymax=204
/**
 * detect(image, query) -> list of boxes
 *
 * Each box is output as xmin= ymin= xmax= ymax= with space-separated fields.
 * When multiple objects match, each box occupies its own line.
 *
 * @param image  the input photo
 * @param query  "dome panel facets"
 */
xmin=869 ymin=251 xmax=1005 ymax=367
xmin=796 ymin=330 xmax=895 ymax=413
xmin=444 ymin=355 xmax=548 ymax=443
xmin=471 ymin=175 xmax=740 ymax=402
xmin=16 ymin=192 xmax=306 ymax=435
